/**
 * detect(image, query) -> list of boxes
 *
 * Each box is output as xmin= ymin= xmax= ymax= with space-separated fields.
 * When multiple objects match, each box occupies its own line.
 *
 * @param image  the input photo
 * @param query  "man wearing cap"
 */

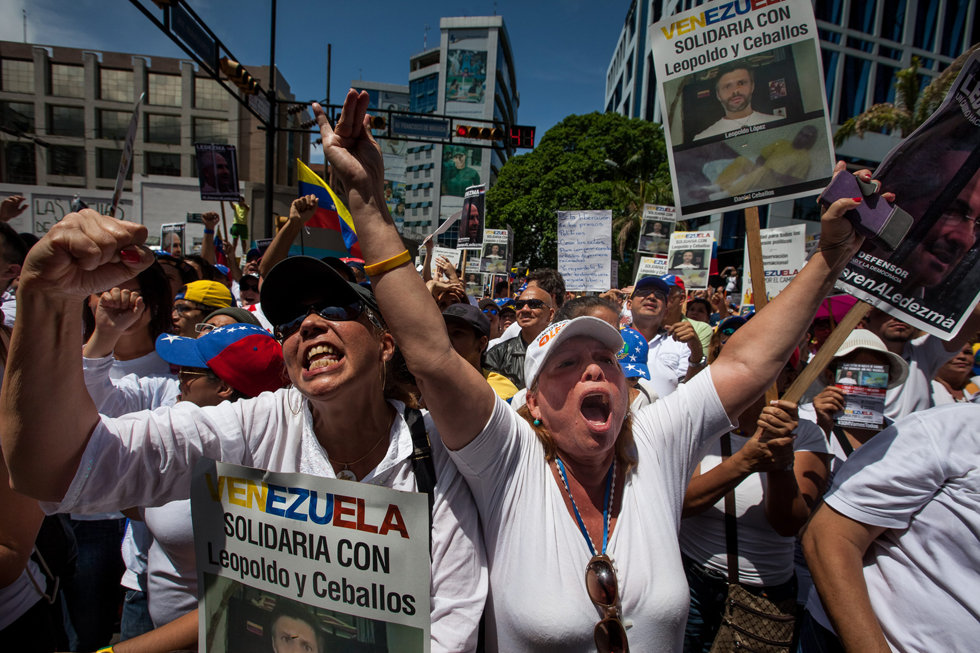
xmin=443 ymin=303 xmax=518 ymax=401
xmin=172 ymin=280 xmax=233 ymax=338
xmin=484 ymin=286 xmax=555 ymax=389
xmin=628 ymin=276 xmax=706 ymax=384
xmin=441 ymin=146 xmax=480 ymax=197
xmin=478 ymin=298 xmax=502 ymax=339
xmin=662 ymin=274 xmax=713 ymax=352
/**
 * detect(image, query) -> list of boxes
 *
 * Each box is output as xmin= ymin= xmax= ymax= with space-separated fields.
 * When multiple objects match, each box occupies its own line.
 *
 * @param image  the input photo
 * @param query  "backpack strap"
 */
xmin=720 ymin=433 xmax=740 ymax=585
xmin=831 ymin=425 xmax=854 ymax=459
xmin=404 ymin=407 xmax=436 ymax=555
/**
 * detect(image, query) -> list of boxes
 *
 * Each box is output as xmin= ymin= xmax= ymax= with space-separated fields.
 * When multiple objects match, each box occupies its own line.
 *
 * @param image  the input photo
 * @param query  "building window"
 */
xmin=48 ymin=145 xmax=86 ymax=176
xmin=626 ymin=53 xmax=634 ymax=84
xmin=194 ymin=77 xmax=226 ymax=110
xmin=814 ymin=0 xmax=843 ymax=24
xmin=99 ymin=110 xmax=130 ymax=140
xmin=838 ymin=56 xmax=871 ymax=123
xmin=424 ymin=187 xmax=430 ymax=197
xmin=3 ymin=142 xmax=35 ymax=184
xmin=848 ymin=0 xmax=875 ymax=34
xmin=409 ymin=74 xmax=439 ymax=114
xmin=1 ymin=101 xmax=34 ymax=134
xmin=1 ymin=59 xmax=34 ymax=93
xmin=48 ymin=105 xmax=85 ymax=138
xmin=879 ymin=0 xmax=906 ymax=42
xmin=193 ymin=117 xmax=228 ymax=144
xmin=145 ymin=152 xmax=181 ymax=176
xmin=425 ymin=168 xmax=431 ymax=178
xmin=912 ymin=0 xmax=938 ymax=51
xmin=51 ymin=64 xmax=85 ymax=98
xmin=414 ymin=170 xmax=420 ymax=179
xmin=940 ymin=0 xmax=969 ymax=57
xmin=426 ymin=150 xmax=431 ymax=159
xmin=873 ymin=64 xmax=897 ymax=105
xmin=96 ymin=148 xmax=132 ymax=180
xmin=148 ymin=73 xmax=182 ymax=107
xmin=145 ymin=114 xmax=181 ymax=144
xmin=100 ymin=69 xmax=134 ymax=102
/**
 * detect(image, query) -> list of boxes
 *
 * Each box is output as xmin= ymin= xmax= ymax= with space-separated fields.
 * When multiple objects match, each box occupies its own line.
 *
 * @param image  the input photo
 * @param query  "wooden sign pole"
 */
xmin=743 ymin=206 xmax=780 ymax=403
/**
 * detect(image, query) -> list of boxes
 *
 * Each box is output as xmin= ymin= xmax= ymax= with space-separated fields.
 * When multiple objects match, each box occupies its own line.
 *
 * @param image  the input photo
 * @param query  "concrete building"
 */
xmin=0 ymin=40 xmax=310 ymax=249
xmin=603 ymin=0 xmax=979 ymax=255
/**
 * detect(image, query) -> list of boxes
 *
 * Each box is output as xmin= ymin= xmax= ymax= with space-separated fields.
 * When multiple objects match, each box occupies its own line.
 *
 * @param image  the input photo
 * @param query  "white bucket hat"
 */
xmin=524 ymin=317 xmax=625 ymax=390
xmin=832 ymin=329 xmax=910 ymax=389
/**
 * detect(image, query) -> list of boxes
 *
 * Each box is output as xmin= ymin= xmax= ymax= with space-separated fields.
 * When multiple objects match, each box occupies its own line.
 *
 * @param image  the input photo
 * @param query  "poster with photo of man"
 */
xmin=638 ymin=205 xmax=677 ymax=255
xmin=161 ymin=223 xmax=185 ymax=257
xmin=481 ymin=229 xmax=509 ymax=273
xmin=651 ymin=0 xmax=835 ymax=218
xmin=457 ymin=185 xmax=486 ymax=249
xmin=667 ymin=231 xmax=713 ymax=290
xmin=441 ymin=146 xmax=482 ymax=197
xmin=195 ymin=143 xmax=240 ymax=201
xmin=445 ymin=50 xmax=487 ymax=104
xmin=833 ymin=50 xmax=980 ymax=339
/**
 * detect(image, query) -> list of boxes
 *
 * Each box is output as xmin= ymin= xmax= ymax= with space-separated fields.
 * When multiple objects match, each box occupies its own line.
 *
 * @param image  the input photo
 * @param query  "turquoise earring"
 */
xmin=533 ymin=419 xmax=542 ymax=426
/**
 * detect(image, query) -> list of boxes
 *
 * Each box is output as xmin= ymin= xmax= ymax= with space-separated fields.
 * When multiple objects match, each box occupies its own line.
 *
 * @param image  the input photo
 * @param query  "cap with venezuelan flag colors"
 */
xmin=175 ymin=280 xmax=233 ymax=309
xmin=297 ymin=159 xmax=361 ymax=258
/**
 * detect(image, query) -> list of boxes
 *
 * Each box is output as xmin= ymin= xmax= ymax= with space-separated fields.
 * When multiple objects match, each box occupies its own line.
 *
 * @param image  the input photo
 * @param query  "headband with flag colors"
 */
xmin=296 ymin=159 xmax=362 ymax=258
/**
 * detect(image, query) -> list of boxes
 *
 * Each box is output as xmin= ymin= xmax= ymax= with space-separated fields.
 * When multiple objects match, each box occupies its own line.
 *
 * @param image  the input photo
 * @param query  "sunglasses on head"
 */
xmin=515 ymin=299 xmax=547 ymax=310
xmin=482 ymin=307 xmax=499 ymax=316
xmin=273 ymin=299 xmax=365 ymax=342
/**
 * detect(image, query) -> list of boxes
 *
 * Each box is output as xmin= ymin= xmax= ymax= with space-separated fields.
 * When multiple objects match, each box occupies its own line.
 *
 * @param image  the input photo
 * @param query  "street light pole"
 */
xmin=264 ymin=0 xmax=277 ymax=238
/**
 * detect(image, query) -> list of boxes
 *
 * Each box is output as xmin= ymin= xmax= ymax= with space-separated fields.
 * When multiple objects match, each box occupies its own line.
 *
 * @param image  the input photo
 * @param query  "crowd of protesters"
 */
xmin=0 ymin=89 xmax=978 ymax=653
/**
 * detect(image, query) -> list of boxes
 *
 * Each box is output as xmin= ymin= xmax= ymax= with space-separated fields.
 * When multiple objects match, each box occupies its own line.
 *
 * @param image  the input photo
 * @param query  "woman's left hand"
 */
xmin=313 ymin=91 xmax=386 ymax=210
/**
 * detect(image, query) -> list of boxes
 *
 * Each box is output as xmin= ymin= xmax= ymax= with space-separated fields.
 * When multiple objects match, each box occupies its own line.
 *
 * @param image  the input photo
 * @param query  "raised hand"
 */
xmin=19 ymin=210 xmax=153 ymax=303
xmin=312 ymin=90 xmax=386 ymax=211
xmin=666 ymin=320 xmax=704 ymax=363
xmin=817 ymin=163 xmax=897 ymax=267
xmin=435 ymin=256 xmax=458 ymax=283
xmin=94 ymin=288 xmax=146 ymax=336
xmin=202 ymin=211 xmax=220 ymax=231
xmin=289 ymin=194 xmax=319 ymax=224
xmin=0 ymin=195 xmax=27 ymax=222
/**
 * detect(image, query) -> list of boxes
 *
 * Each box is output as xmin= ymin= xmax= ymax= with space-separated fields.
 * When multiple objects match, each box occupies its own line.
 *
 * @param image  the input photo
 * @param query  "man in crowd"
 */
xmin=478 ymin=298 xmax=503 ymax=339
xmin=627 ymin=275 xmax=706 ymax=383
xmin=661 ymin=275 xmax=713 ymax=351
xmin=443 ymin=303 xmax=518 ymax=401
xmin=171 ymin=280 xmax=233 ymax=338
xmin=694 ymin=63 xmax=782 ymax=140
xmin=238 ymin=273 xmax=261 ymax=307
xmin=488 ymin=269 xmax=566 ymax=350
xmin=484 ymin=286 xmax=555 ymax=389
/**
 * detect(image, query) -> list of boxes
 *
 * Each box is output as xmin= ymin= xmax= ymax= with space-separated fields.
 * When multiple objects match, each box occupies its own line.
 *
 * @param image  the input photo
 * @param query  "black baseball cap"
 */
xmin=260 ymin=256 xmax=380 ymax=328
xmin=443 ymin=303 xmax=490 ymax=338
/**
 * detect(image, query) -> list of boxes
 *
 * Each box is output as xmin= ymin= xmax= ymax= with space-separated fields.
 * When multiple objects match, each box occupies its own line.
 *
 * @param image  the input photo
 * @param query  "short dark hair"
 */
xmin=494 ymin=280 xmax=509 ymax=296
xmin=527 ymin=269 xmax=566 ymax=308
xmin=270 ymin=600 xmax=322 ymax=653
xmin=715 ymin=63 xmax=753 ymax=89
xmin=554 ymin=296 xmax=620 ymax=323
xmin=0 ymin=222 xmax=28 ymax=269
xmin=687 ymin=297 xmax=712 ymax=316
xmin=183 ymin=254 xmax=217 ymax=281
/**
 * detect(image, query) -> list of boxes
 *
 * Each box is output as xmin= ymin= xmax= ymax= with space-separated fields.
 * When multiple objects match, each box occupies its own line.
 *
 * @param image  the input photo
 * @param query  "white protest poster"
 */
xmin=634 ymin=256 xmax=669 ymax=285
xmin=611 ymin=260 xmax=620 ymax=288
xmin=430 ymin=247 xmax=462 ymax=279
xmin=457 ymin=185 xmax=486 ymax=249
xmin=161 ymin=223 xmax=186 ymax=257
xmin=192 ymin=460 xmax=430 ymax=652
xmin=651 ymin=0 xmax=835 ymax=219
xmin=637 ymin=204 xmax=676 ymax=256
xmin=557 ymin=210 xmax=613 ymax=292
xmin=740 ymin=224 xmax=806 ymax=310
xmin=668 ymin=231 xmax=713 ymax=289
xmin=481 ymin=229 xmax=509 ymax=273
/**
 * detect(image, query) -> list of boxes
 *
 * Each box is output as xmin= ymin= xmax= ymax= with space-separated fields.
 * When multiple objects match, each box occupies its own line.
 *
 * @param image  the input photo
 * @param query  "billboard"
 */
xmin=441 ymin=146 xmax=483 ymax=197
xmin=445 ymin=50 xmax=487 ymax=104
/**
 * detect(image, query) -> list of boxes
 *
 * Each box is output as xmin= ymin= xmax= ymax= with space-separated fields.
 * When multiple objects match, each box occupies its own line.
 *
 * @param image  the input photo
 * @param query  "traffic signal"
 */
xmin=219 ymin=57 xmax=258 ymax=95
xmin=368 ymin=115 xmax=386 ymax=130
xmin=455 ymin=125 xmax=503 ymax=141
xmin=508 ymin=125 xmax=536 ymax=149
xmin=286 ymin=104 xmax=308 ymax=116
xmin=299 ymin=119 xmax=317 ymax=130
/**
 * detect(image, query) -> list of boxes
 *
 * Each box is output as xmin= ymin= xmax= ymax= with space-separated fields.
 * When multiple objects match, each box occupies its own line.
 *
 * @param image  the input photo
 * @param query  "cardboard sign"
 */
xmin=651 ymin=0 xmax=835 ymax=219
xmin=637 ymin=205 xmax=676 ymax=256
xmin=667 ymin=231 xmax=713 ymax=290
xmin=836 ymin=363 xmax=889 ymax=428
xmin=192 ymin=460 xmax=430 ymax=652
xmin=634 ymin=256 xmax=669 ymax=285
xmin=557 ymin=210 xmax=613 ymax=292
xmin=195 ymin=143 xmax=240 ymax=202
xmin=833 ymin=49 xmax=980 ymax=339
xmin=457 ymin=185 xmax=485 ymax=249
xmin=161 ymin=223 xmax=186 ymax=257
xmin=740 ymin=224 xmax=806 ymax=310
xmin=430 ymin=247 xmax=462 ymax=279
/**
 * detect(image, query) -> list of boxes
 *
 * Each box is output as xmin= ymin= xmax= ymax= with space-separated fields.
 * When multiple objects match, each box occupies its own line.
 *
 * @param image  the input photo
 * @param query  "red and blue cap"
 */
xmin=155 ymin=324 xmax=287 ymax=398
xmin=617 ymin=328 xmax=650 ymax=380
xmin=660 ymin=274 xmax=685 ymax=294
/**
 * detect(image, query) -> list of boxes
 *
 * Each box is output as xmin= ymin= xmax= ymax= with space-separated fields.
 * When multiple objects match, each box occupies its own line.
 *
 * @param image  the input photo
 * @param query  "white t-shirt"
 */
xmin=0 ymin=562 xmax=42 ymax=630
xmin=694 ymin=111 xmax=783 ymax=140
xmin=805 ymin=405 xmax=980 ymax=652
xmin=488 ymin=320 xmax=521 ymax=351
xmin=448 ymin=369 xmax=734 ymax=653
xmin=883 ymin=334 xmax=956 ymax=420
xmin=648 ymin=331 xmax=692 ymax=383
xmin=108 ymin=350 xmax=173 ymax=380
xmin=679 ymin=420 xmax=828 ymax=586
xmin=43 ymin=387 xmax=487 ymax=653
xmin=1 ymin=287 xmax=16 ymax=328
xmin=930 ymin=380 xmax=976 ymax=405
xmin=245 ymin=302 xmax=274 ymax=332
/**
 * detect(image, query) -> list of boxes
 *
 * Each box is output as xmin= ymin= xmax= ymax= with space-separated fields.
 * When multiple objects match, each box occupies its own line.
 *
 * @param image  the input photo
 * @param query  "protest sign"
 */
xmin=464 ymin=257 xmax=482 ymax=274
xmin=668 ymin=231 xmax=713 ymax=289
xmin=835 ymin=363 xmax=888 ymax=428
xmin=109 ymin=93 xmax=144 ymax=218
xmin=634 ymin=256 xmax=669 ymax=285
xmin=161 ymin=223 xmax=186 ymax=257
xmin=195 ymin=143 xmax=240 ymax=202
xmin=430 ymin=247 xmax=462 ymax=278
xmin=637 ymin=205 xmax=676 ymax=256
xmin=464 ymin=273 xmax=486 ymax=297
xmin=611 ymin=260 xmax=620 ymax=288
xmin=192 ymin=460 xmax=431 ymax=652
xmin=481 ymin=229 xmax=508 ymax=273
xmin=651 ymin=0 xmax=835 ymax=219
xmin=420 ymin=209 xmax=462 ymax=248
xmin=457 ymin=185 xmax=485 ymax=249
xmin=832 ymin=49 xmax=980 ymax=339
xmin=740 ymin=224 xmax=806 ymax=310
xmin=557 ymin=210 xmax=613 ymax=292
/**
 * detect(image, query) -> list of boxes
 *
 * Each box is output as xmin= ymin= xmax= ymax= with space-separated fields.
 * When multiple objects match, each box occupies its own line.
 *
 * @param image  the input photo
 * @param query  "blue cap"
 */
xmin=633 ymin=275 xmax=669 ymax=297
xmin=718 ymin=315 xmax=749 ymax=334
xmin=617 ymin=328 xmax=650 ymax=380
xmin=494 ymin=297 xmax=516 ymax=309
xmin=214 ymin=264 xmax=230 ymax=277
xmin=660 ymin=274 xmax=685 ymax=291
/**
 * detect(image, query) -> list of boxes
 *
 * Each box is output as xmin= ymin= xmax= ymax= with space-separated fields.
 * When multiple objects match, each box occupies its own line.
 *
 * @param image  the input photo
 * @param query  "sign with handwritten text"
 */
xmin=557 ymin=210 xmax=612 ymax=292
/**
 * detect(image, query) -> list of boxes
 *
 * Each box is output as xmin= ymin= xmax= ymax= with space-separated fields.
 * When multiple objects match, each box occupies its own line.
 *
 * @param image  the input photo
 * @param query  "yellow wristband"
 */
xmin=96 ymin=647 xmax=114 ymax=653
xmin=364 ymin=250 xmax=411 ymax=277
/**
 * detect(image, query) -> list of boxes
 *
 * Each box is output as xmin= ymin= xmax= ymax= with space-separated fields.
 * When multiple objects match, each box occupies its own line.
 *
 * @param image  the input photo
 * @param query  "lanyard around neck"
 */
xmin=555 ymin=457 xmax=616 ymax=557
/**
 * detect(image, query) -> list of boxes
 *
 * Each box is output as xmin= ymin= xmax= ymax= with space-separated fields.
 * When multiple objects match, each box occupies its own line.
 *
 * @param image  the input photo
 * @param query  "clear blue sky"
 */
xmin=4 ymin=0 xmax=632 ymax=163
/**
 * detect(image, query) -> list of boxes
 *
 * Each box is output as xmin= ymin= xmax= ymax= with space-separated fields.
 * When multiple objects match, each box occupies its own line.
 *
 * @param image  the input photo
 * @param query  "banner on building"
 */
xmin=637 ymin=205 xmax=677 ymax=256
xmin=634 ymin=256 xmax=669 ymax=285
xmin=191 ymin=460 xmax=431 ymax=652
xmin=667 ymin=231 xmax=714 ymax=290
xmin=651 ymin=0 xmax=835 ymax=219
xmin=557 ymin=210 xmax=613 ymax=292
xmin=481 ymin=229 xmax=508 ymax=273
xmin=161 ymin=223 xmax=186 ymax=257
xmin=457 ymin=185 xmax=486 ymax=249
xmin=195 ymin=144 xmax=240 ymax=202
xmin=740 ymin=224 xmax=806 ymax=310
xmin=832 ymin=49 xmax=980 ymax=339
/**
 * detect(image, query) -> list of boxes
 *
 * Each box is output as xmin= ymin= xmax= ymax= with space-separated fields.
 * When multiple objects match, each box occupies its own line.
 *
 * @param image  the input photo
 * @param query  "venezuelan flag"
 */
xmin=297 ymin=160 xmax=362 ymax=258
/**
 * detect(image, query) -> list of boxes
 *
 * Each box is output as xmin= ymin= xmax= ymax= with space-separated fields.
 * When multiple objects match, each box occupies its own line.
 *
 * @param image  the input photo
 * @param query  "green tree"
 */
xmin=486 ymin=111 xmax=671 ymax=282
xmin=834 ymin=43 xmax=979 ymax=147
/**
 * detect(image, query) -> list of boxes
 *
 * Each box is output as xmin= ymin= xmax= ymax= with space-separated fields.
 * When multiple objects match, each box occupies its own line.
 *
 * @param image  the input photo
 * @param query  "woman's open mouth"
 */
xmin=305 ymin=343 xmax=345 ymax=371
xmin=580 ymin=391 xmax=612 ymax=427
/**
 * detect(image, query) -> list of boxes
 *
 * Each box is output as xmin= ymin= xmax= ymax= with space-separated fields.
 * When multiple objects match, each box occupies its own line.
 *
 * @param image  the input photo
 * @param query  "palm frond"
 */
xmin=914 ymin=42 xmax=980 ymax=127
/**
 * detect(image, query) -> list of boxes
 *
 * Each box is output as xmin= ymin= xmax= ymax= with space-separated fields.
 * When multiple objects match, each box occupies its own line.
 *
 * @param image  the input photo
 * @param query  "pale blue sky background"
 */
xmin=3 ymin=0 xmax=633 ymax=162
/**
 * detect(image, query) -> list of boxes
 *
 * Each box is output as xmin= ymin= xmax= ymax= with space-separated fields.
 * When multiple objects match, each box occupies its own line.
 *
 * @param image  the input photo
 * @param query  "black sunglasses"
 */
xmin=515 ymin=299 xmax=547 ymax=310
xmin=240 ymin=281 xmax=260 ymax=292
xmin=274 ymin=300 xmax=364 ymax=341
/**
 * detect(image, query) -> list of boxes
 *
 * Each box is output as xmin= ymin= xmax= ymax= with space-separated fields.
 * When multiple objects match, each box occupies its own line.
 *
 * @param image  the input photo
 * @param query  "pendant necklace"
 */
xmin=329 ymin=409 xmax=394 ymax=481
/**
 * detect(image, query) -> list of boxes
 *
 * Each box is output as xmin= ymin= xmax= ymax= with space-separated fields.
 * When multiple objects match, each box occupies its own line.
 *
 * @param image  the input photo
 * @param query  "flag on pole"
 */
xmin=296 ymin=160 xmax=361 ymax=258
